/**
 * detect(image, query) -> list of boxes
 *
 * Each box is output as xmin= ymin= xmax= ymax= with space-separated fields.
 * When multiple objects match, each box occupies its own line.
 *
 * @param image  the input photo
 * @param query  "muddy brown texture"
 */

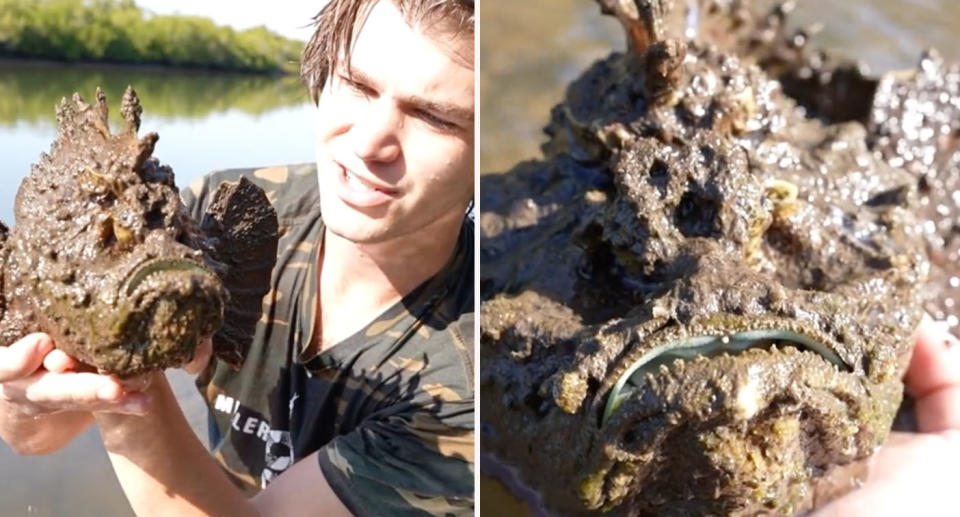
xmin=480 ymin=1 xmax=953 ymax=515
xmin=681 ymin=0 xmax=881 ymax=124
xmin=0 ymin=87 xmax=279 ymax=377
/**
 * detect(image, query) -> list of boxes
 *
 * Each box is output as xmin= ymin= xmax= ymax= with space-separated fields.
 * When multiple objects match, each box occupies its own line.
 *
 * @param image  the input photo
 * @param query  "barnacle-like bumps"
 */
xmin=480 ymin=1 xmax=960 ymax=515
xmin=0 ymin=87 xmax=278 ymax=377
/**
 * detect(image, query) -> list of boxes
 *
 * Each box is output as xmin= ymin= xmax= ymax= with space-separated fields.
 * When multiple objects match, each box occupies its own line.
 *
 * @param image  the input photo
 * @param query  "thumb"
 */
xmin=0 ymin=333 xmax=54 ymax=383
xmin=905 ymin=315 xmax=960 ymax=432
xmin=183 ymin=337 xmax=213 ymax=375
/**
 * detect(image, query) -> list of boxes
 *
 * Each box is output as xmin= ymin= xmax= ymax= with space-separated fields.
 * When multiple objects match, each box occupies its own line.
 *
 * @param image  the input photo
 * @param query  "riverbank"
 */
xmin=0 ymin=0 xmax=303 ymax=74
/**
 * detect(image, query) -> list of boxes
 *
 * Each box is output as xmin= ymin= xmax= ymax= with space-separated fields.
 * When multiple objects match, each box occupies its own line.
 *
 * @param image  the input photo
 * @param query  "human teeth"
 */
xmin=345 ymin=169 xmax=374 ymax=191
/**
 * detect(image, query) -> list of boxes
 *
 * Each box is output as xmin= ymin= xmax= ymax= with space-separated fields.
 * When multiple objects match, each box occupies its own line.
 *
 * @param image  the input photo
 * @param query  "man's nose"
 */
xmin=349 ymin=99 xmax=402 ymax=163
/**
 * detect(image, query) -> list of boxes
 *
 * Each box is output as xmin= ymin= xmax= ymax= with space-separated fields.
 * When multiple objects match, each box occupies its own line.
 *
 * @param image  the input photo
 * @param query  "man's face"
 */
xmin=315 ymin=0 xmax=474 ymax=244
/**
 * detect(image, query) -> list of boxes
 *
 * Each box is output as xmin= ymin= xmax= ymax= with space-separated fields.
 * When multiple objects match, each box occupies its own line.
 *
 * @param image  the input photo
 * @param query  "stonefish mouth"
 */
xmin=124 ymin=258 xmax=219 ymax=297
xmin=602 ymin=328 xmax=853 ymax=425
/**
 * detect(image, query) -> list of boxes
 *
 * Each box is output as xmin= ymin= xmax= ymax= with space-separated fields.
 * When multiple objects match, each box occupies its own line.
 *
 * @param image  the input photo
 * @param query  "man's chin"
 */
xmin=323 ymin=208 xmax=398 ymax=245
xmin=320 ymin=186 xmax=389 ymax=229
xmin=326 ymin=224 xmax=397 ymax=245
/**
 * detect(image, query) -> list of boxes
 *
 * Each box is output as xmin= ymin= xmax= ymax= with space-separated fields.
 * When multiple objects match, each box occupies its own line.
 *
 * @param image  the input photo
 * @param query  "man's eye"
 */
xmin=340 ymin=75 xmax=374 ymax=97
xmin=415 ymin=109 xmax=459 ymax=131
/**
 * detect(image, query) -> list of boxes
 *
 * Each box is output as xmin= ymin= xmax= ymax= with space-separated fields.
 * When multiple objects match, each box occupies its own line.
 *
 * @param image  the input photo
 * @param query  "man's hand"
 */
xmin=0 ymin=333 xmax=150 ymax=455
xmin=811 ymin=316 xmax=960 ymax=516
xmin=0 ymin=333 xmax=151 ymax=415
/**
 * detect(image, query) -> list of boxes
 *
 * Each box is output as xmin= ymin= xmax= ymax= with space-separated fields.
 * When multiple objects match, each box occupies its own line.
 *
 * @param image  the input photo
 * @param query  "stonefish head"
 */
xmin=480 ymin=1 xmax=934 ymax=516
xmin=0 ymin=87 xmax=278 ymax=377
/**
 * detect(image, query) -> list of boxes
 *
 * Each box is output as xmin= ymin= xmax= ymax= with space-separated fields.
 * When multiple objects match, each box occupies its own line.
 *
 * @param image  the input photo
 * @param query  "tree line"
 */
xmin=0 ymin=0 xmax=303 ymax=73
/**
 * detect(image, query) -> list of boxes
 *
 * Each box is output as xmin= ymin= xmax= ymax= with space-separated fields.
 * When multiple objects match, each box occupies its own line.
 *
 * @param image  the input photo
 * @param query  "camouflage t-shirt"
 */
xmin=181 ymin=164 xmax=475 ymax=516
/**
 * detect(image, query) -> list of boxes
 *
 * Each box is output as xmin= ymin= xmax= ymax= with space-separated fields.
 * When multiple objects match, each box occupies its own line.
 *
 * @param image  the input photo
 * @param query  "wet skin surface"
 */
xmin=0 ymin=88 xmax=279 ymax=377
xmin=480 ymin=1 xmax=960 ymax=515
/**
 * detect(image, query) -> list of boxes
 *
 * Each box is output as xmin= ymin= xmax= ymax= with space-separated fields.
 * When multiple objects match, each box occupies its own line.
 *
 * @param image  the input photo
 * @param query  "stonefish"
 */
xmin=0 ymin=87 xmax=278 ymax=377
xmin=480 ymin=0 xmax=960 ymax=515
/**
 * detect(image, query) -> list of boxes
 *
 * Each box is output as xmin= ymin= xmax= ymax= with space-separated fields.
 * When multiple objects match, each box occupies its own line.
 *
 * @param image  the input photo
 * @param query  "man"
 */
xmin=0 ymin=0 xmax=475 ymax=515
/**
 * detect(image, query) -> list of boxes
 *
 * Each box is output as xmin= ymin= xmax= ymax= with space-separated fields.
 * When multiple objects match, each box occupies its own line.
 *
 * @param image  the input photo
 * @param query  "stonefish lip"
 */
xmin=123 ymin=258 xmax=218 ymax=297
xmin=601 ymin=328 xmax=853 ymax=425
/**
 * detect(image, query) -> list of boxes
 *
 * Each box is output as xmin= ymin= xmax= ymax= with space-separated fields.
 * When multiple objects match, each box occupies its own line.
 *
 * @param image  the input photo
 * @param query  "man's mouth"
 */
xmin=334 ymin=161 xmax=398 ymax=207
xmin=344 ymin=167 xmax=379 ymax=191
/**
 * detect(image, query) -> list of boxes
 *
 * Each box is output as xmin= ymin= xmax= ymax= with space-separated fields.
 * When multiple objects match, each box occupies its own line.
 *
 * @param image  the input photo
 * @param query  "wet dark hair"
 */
xmin=300 ymin=0 xmax=475 ymax=104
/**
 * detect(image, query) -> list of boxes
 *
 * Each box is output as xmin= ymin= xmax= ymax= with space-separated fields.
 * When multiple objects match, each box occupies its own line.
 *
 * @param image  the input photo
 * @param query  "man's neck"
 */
xmin=315 ymin=209 xmax=466 ymax=349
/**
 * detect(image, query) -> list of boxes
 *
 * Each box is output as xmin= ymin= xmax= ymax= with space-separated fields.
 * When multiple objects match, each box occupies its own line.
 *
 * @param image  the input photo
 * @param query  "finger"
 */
xmin=184 ymin=337 xmax=213 ymax=375
xmin=22 ymin=370 xmax=132 ymax=406
xmin=115 ymin=373 xmax=152 ymax=393
xmin=0 ymin=333 xmax=54 ymax=382
xmin=0 ymin=370 xmax=152 ymax=416
xmin=42 ymin=349 xmax=78 ymax=373
xmin=905 ymin=315 xmax=960 ymax=432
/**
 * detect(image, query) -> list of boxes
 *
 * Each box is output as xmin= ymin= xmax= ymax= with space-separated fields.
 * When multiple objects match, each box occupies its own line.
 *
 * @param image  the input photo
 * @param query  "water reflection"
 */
xmin=0 ymin=60 xmax=307 ymax=127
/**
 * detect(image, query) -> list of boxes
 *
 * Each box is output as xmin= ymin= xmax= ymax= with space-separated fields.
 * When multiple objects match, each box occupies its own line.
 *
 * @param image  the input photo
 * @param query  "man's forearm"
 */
xmin=96 ymin=373 xmax=258 ymax=517
xmin=0 ymin=400 xmax=93 ymax=455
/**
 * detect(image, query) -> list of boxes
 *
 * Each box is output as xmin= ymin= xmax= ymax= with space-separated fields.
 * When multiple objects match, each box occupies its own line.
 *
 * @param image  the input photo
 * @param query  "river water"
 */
xmin=478 ymin=0 xmax=960 ymax=514
xmin=0 ymin=61 xmax=314 ymax=516
xmin=479 ymin=0 xmax=960 ymax=174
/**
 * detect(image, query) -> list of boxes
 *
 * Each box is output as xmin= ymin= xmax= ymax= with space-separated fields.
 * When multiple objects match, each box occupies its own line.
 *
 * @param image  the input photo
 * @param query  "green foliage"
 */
xmin=0 ymin=0 xmax=303 ymax=73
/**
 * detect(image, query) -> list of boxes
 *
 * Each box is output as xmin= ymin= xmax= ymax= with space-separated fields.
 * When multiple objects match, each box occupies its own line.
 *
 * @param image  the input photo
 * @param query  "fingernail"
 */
xmin=97 ymin=383 xmax=121 ymax=401
xmin=30 ymin=335 xmax=46 ymax=353
xmin=20 ymin=333 xmax=52 ymax=355
xmin=121 ymin=403 xmax=146 ymax=415
xmin=122 ymin=395 xmax=150 ymax=415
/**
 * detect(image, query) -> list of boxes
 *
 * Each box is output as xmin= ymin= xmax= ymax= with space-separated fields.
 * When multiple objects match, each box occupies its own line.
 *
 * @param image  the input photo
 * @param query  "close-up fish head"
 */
xmin=0 ymin=87 xmax=225 ymax=377
xmin=480 ymin=0 xmax=939 ymax=515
